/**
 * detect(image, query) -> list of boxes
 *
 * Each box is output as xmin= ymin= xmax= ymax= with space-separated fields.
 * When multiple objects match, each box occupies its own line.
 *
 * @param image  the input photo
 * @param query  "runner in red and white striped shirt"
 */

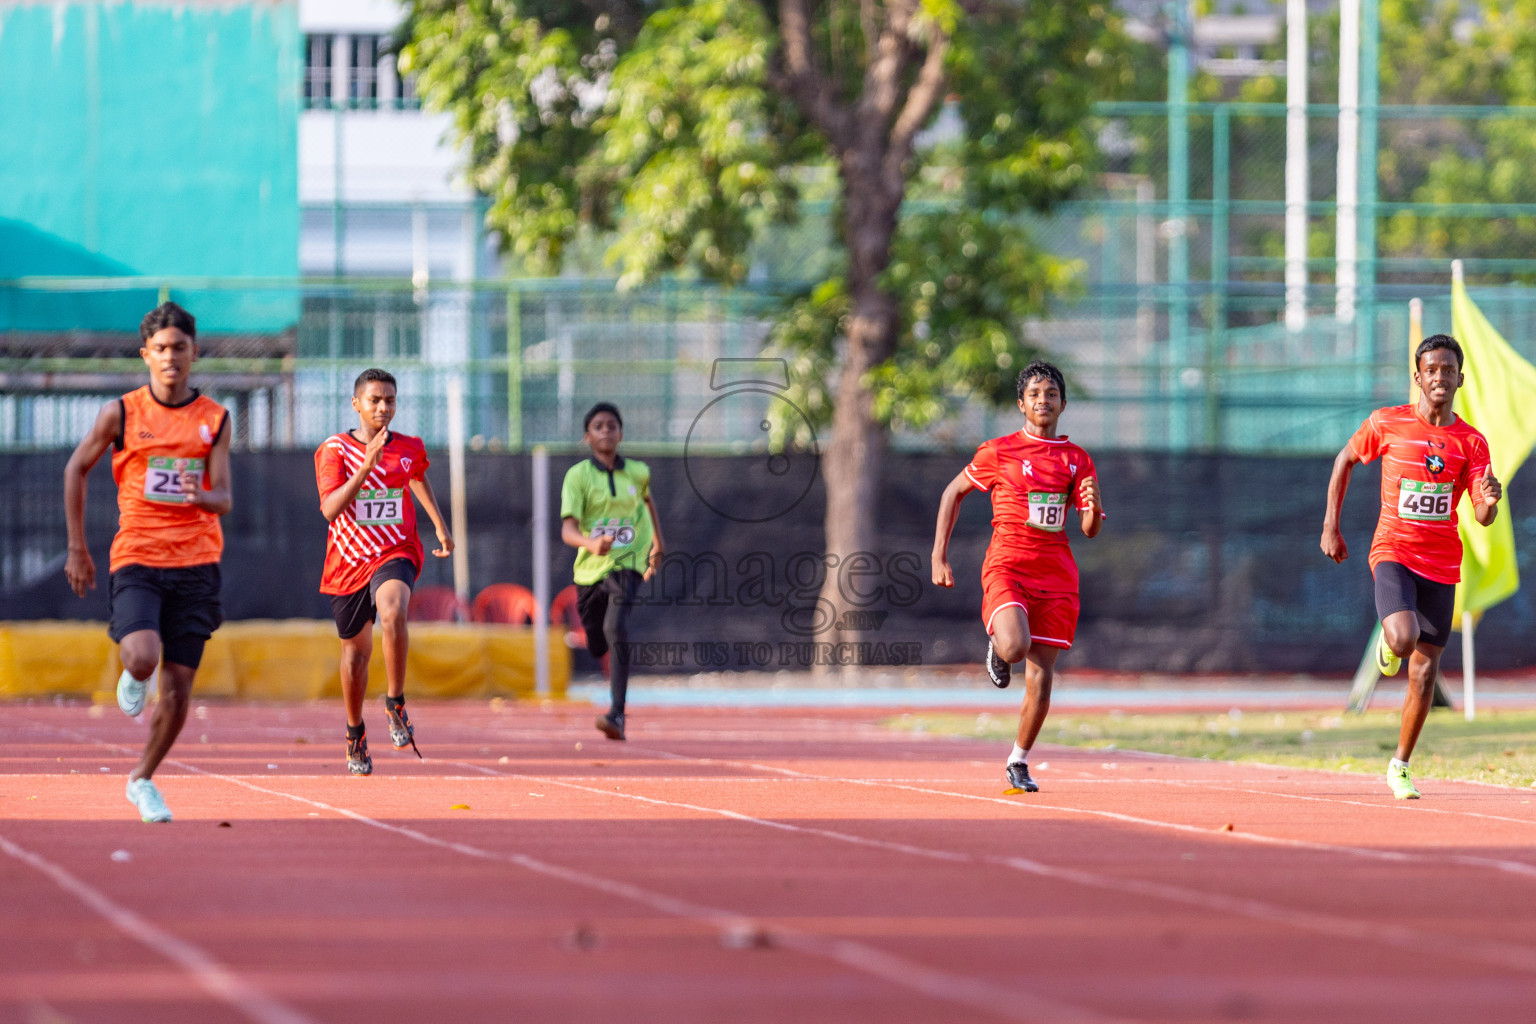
xmin=315 ymin=368 xmax=453 ymax=775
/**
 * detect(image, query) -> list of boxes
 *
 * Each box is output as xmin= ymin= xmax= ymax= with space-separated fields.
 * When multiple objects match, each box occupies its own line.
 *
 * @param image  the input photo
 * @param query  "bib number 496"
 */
xmin=1398 ymin=480 xmax=1453 ymax=521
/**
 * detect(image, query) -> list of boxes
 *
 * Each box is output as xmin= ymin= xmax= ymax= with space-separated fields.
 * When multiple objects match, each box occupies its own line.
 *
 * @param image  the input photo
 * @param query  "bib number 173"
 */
xmin=355 ymin=488 xmax=405 ymax=526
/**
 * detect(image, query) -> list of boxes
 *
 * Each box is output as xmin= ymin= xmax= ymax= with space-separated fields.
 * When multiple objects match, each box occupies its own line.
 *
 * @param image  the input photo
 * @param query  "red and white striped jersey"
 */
xmin=314 ymin=430 xmax=430 ymax=595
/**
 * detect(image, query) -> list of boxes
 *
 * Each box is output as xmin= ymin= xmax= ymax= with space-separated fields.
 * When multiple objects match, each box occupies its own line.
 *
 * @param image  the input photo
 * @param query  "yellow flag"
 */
xmin=1449 ymin=280 xmax=1536 ymax=617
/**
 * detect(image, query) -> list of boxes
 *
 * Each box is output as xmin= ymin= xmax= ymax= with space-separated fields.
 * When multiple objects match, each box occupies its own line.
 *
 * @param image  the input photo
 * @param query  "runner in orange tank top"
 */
xmin=63 ymin=302 xmax=233 ymax=824
xmin=1322 ymin=334 xmax=1502 ymax=801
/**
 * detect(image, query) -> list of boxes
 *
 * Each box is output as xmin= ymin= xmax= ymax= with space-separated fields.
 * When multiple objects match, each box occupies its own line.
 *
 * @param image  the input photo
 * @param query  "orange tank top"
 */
xmin=109 ymin=386 xmax=228 ymax=572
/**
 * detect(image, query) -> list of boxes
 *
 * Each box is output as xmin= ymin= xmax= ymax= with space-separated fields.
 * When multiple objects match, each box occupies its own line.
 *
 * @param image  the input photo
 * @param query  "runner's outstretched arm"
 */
xmin=931 ymin=470 xmax=976 ymax=588
xmin=407 ymin=476 xmax=454 ymax=557
xmin=62 ymin=401 xmax=122 ymax=597
xmin=642 ymin=494 xmax=665 ymax=580
xmin=1321 ymin=444 xmax=1360 ymax=563
xmin=182 ymin=416 xmax=232 ymax=515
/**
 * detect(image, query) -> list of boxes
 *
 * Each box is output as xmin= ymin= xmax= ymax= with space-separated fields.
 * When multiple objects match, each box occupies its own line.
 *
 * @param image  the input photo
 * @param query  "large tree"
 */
xmin=401 ymin=0 xmax=1140 ymax=647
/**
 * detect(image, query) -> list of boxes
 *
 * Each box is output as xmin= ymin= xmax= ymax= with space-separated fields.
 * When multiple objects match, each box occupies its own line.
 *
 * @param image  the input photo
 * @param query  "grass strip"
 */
xmin=888 ymin=708 xmax=1536 ymax=788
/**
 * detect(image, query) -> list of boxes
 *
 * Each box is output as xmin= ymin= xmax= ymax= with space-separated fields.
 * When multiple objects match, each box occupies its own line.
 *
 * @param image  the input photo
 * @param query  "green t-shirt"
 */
xmin=560 ymin=455 xmax=654 ymax=585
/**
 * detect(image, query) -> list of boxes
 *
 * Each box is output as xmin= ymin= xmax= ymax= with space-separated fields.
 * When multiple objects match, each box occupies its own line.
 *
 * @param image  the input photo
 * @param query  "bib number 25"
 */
xmin=143 ymin=457 xmax=205 ymax=504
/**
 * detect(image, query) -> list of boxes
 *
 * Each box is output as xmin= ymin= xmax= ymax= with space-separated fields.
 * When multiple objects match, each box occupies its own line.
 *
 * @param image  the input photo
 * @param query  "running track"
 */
xmin=6 ymin=701 xmax=1536 ymax=1023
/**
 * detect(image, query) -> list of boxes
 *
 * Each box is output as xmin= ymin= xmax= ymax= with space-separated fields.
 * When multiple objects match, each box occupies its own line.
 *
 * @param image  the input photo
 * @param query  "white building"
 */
xmin=297 ymin=0 xmax=497 ymax=283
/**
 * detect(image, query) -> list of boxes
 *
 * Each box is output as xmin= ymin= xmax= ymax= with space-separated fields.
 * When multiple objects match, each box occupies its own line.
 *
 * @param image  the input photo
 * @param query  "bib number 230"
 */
xmin=143 ymin=457 xmax=205 ymax=504
xmin=355 ymin=488 xmax=405 ymax=526
xmin=1028 ymin=492 xmax=1068 ymax=532
xmin=1398 ymin=480 xmax=1453 ymax=521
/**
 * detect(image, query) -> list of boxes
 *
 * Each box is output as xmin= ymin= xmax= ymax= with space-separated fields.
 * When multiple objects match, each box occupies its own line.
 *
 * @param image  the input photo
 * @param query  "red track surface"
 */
xmin=6 ymin=700 xmax=1536 ymax=1023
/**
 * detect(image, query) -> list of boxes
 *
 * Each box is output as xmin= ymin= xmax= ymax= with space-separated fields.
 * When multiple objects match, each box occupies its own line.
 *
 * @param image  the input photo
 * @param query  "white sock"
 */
xmin=1390 ymin=757 xmax=1410 ymax=770
xmin=1008 ymin=744 xmax=1028 ymax=766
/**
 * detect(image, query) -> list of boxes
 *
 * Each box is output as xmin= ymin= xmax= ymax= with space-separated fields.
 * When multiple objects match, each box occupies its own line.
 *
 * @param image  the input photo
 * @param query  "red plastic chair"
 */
xmin=472 ymin=583 xmax=538 ymax=624
xmin=550 ymin=584 xmax=586 ymax=648
xmin=409 ymin=585 xmax=469 ymax=622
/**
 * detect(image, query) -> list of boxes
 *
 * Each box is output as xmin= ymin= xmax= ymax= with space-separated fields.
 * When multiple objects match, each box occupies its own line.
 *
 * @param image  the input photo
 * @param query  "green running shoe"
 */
xmin=1375 ymin=632 xmax=1401 ymax=677
xmin=1387 ymin=762 xmax=1420 ymax=800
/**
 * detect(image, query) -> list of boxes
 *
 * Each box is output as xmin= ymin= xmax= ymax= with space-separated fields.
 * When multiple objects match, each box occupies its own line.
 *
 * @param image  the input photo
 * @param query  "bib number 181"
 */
xmin=1028 ymin=492 xmax=1067 ymax=532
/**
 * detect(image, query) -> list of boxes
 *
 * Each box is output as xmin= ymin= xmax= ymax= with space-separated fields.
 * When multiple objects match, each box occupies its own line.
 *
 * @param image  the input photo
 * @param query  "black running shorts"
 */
xmin=1373 ymin=560 xmax=1455 ymax=649
xmin=108 ymin=563 xmax=224 ymax=670
xmin=331 ymin=558 xmax=419 ymax=640
xmin=575 ymin=569 xmax=643 ymax=658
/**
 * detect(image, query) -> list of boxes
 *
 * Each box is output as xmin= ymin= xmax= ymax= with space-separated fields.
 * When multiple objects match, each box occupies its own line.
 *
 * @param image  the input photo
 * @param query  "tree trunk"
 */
xmin=815 ymin=152 xmax=903 ymax=667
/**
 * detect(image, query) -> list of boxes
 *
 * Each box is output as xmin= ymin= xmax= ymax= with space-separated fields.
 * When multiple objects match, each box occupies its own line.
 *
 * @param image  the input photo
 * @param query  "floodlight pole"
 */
xmin=1284 ymin=0 xmax=1308 ymax=332
xmin=532 ymin=446 xmax=551 ymax=698
xmin=1167 ymin=0 xmax=1192 ymax=450
xmin=1336 ymin=0 xmax=1360 ymax=325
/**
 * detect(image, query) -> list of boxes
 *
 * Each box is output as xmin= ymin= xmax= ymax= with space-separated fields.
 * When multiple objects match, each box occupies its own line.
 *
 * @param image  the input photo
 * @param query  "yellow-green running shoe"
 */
xmin=1375 ymin=631 xmax=1402 ymax=677
xmin=1387 ymin=762 xmax=1420 ymax=800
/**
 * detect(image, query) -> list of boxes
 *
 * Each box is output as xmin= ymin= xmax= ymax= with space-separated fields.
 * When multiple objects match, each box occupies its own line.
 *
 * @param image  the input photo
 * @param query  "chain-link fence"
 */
xmin=7 ymin=103 xmax=1536 ymax=455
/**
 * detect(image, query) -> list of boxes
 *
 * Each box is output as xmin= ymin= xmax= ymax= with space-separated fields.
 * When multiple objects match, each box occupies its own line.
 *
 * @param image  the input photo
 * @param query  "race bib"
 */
xmin=143 ymin=457 xmax=204 ymax=504
xmin=1027 ymin=492 xmax=1068 ymax=532
xmin=354 ymin=488 xmax=405 ymax=526
xmin=590 ymin=517 xmax=637 ymax=547
xmin=1398 ymin=480 xmax=1453 ymax=522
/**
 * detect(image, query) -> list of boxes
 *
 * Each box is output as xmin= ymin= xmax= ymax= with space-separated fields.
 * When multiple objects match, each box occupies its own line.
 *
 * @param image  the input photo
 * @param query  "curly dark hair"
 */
xmin=1016 ymin=360 xmax=1066 ymax=402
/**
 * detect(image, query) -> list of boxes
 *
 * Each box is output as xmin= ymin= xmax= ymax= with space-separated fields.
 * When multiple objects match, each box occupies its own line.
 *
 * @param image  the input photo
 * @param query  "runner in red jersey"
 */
xmin=315 ymin=369 xmax=453 ymax=775
xmin=1322 ymin=335 xmax=1502 ymax=800
xmin=932 ymin=361 xmax=1105 ymax=795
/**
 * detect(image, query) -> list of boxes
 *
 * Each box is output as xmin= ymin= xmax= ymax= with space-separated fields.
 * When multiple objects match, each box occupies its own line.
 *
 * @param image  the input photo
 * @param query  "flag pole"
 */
xmin=1450 ymin=260 xmax=1477 ymax=720
xmin=1409 ymin=291 xmax=1455 ymax=709
xmin=1462 ymin=611 xmax=1476 ymax=721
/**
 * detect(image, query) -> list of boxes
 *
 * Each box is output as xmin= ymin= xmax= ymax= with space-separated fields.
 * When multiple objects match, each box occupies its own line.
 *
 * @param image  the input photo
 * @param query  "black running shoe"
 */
xmin=347 ymin=728 xmax=373 ymax=776
xmin=986 ymin=640 xmax=1011 ymax=689
xmin=595 ymin=712 xmax=626 ymax=741
xmin=1003 ymin=761 xmax=1038 ymax=794
xmin=384 ymin=696 xmax=422 ymax=759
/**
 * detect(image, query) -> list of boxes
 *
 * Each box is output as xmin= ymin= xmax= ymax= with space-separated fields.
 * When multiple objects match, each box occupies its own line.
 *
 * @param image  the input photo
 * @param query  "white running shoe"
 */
xmin=116 ymin=668 xmax=148 ymax=717
xmin=125 ymin=777 xmax=172 ymax=823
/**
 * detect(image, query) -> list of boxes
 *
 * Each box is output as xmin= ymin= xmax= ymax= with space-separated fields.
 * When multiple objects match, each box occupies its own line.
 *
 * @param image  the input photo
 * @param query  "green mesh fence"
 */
xmin=7 ymin=103 xmax=1536 ymax=454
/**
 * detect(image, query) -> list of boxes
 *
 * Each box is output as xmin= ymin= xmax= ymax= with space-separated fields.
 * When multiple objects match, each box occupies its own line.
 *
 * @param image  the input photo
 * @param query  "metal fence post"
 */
xmin=1167 ymin=1 xmax=1192 ymax=452
xmin=1209 ymin=106 xmax=1231 ymax=449
xmin=507 ymin=285 xmax=523 ymax=451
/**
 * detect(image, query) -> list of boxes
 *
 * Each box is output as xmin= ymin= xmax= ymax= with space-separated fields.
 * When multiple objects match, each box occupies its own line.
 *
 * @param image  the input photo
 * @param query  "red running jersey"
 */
xmin=1348 ymin=405 xmax=1492 ymax=584
xmin=966 ymin=431 xmax=1100 ymax=595
xmin=315 ymin=431 xmax=430 ymax=595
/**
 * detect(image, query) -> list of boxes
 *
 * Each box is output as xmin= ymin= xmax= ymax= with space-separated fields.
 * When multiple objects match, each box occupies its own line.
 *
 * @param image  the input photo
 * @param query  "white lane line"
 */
xmin=1161 ymin=777 xmax=1536 ymax=828
xmin=182 ymin=766 xmax=1126 ymax=1024
xmin=623 ymin=745 xmax=1536 ymax=882
xmin=446 ymin=760 xmax=1536 ymax=975
xmin=40 ymin=726 xmax=1130 ymax=1024
xmin=0 ymin=831 xmax=316 ymax=1024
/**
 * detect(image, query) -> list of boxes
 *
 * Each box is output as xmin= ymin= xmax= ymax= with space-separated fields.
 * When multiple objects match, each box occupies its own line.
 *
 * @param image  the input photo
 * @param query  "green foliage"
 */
xmin=402 ymin=0 xmax=1139 ymax=431
xmin=767 ymin=214 xmax=1082 ymax=435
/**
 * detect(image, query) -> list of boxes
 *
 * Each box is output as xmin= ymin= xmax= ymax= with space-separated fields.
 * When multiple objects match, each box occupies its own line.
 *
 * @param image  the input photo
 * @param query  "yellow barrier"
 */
xmin=0 ymin=620 xmax=570 ymax=701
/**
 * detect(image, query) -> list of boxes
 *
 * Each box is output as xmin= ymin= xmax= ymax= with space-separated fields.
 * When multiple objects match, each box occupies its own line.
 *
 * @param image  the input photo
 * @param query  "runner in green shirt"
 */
xmin=560 ymin=402 xmax=665 ymax=740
